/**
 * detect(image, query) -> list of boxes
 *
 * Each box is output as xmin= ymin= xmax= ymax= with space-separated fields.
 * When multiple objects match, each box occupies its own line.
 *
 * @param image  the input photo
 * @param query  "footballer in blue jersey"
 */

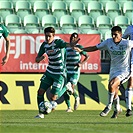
xmin=122 ymin=25 xmax=133 ymax=117
xmin=74 ymin=26 xmax=133 ymax=118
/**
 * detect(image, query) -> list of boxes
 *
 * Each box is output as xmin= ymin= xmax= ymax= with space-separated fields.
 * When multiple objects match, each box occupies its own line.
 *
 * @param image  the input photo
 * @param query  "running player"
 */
xmin=64 ymin=33 xmax=89 ymax=112
xmin=0 ymin=23 xmax=10 ymax=66
xmin=74 ymin=26 xmax=133 ymax=118
xmin=122 ymin=25 xmax=133 ymax=117
xmin=35 ymin=27 xmax=79 ymax=118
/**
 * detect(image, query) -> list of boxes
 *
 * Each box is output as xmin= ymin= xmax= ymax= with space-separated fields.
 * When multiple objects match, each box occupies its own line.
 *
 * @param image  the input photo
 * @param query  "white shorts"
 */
xmin=130 ymin=51 xmax=133 ymax=77
xmin=109 ymin=71 xmax=130 ymax=84
xmin=130 ymin=63 xmax=133 ymax=77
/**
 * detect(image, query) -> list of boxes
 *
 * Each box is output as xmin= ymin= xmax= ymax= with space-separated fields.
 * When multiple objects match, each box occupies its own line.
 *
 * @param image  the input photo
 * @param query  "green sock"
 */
xmin=37 ymin=95 xmax=44 ymax=109
xmin=73 ymin=90 xmax=78 ymax=99
xmin=64 ymin=91 xmax=71 ymax=108
xmin=58 ymin=86 xmax=67 ymax=99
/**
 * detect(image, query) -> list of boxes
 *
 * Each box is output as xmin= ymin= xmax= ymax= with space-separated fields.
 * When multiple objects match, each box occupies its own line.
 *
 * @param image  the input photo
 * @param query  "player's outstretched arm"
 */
xmin=66 ymin=38 xmax=80 ymax=47
xmin=74 ymin=46 xmax=98 ymax=52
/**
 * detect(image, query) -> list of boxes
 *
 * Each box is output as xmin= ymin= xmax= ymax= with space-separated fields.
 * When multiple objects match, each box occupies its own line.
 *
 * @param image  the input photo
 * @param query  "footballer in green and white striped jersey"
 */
xmin=66 ymin=44 xmax=87 ymax=74
xmin=64 ymin=33 xmax=89 ymax=112
xmin=0 ymin=24 xmax=10 ymax=66
xmin=0 ymin=24 xmax=9 ymax=39
xmin=38 ymin=39 xmax=67 ymax=77
xmin=35 ymin=27 xmax=79 ymax=118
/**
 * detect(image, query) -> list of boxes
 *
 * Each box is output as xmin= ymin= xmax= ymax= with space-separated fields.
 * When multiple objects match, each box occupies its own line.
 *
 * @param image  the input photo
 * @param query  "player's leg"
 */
xmin=37 ymin=73 xmax=52 ymax=108
xmin=111 ymin=90 xmax=122 ymax=119
xmin=64 ymin=91 xmax=73 ymax=112
xmin=73 ymin=89 xmax=80 ymax=110
xmin=63 ymin=74 xmax=73 ymax=112
xmin=110 ymin=73 xmax=130 ymax=118
xmin=50 ymin=74 xmax=67 ymax=110
xmin=69 ymin=73 xmax=80 ymax=110
xmin=100 ymin=77 xmax=120 ymax=117
xmin=35 ymin=72 xmax=52 ymax=118
xmin=125 ymin=76 xmax=133 ymax=117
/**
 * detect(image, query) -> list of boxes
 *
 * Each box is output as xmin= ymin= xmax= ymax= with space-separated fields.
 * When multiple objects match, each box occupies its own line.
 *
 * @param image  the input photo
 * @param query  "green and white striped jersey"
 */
xmin=0 ymin=24 xmax=9 ymax=39
xmin=66 ymin=44 xmax=87 ymax=74
xmin=38 ymin=39 xmax=67 ymax=76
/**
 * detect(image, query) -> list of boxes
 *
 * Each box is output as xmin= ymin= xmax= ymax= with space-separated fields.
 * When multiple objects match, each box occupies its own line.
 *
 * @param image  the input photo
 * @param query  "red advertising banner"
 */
xmin=0 ymin=34 xmax=101 ymax=73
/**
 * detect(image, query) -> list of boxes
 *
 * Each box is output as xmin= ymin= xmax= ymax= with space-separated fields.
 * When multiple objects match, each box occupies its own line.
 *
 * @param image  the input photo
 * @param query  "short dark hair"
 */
xmin=44 ymin=27 xmax=55 ymax=34
xmin=111 ymin=26 xmax=122 ymax=33
xmin=70 ymin=32 xmax=78 ymax=41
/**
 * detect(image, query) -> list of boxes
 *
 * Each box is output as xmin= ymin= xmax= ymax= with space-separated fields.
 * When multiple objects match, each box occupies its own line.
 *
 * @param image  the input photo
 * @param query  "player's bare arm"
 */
xmin=1 ymin=35 xmax=10 ymax=66
xmin=66 ymin=38 xmax=80 ymax=47
xmin=74 ymin=46 xmax=98 ymax=52
xmin=35 ymin=56 xmax=45 ymax=63
xmin=78 ymin=54 xmax=89 ymax=67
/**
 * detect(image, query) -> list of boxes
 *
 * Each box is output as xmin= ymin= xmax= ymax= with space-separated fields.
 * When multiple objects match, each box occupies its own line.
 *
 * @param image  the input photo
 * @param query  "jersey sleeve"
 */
xmin=96 ymin=39 xmax=108 ymax=50
xmin=2 ymin=25 xmax=9 ymax=38
xmin=122 ymin=27 xmax=130 ymax=39
xmin=129 ymin=40 xmax=133 ymax=48
xmin=37 ymin=43 xmax=46 ymax=57
xmin=54 ymin=39 xmax=67 ymax=48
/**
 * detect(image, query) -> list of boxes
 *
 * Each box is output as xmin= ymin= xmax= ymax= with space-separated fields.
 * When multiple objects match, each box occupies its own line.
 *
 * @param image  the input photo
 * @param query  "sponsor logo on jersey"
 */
xmin=112 ymin=50 xmax=126 ymax=55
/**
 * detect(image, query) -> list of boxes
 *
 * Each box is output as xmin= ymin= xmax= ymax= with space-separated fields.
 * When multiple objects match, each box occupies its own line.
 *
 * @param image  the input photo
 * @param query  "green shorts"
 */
xmin=40 ymin=71 xmax=67 ymax=96
xmin=67 ymin=72 xmax=80 ymax=85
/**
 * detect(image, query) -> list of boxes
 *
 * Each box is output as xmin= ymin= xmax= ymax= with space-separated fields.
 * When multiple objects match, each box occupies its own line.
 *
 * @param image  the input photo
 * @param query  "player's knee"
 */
xmin=37 ymin=88 xmax=45 ymax=95
xmin=108 ymin=85 xmax=115 ymax=92
xmin=109 ymin=81 xmax=119 ymax=92
xmin=50 ymin=94 xmax=57 ymax=101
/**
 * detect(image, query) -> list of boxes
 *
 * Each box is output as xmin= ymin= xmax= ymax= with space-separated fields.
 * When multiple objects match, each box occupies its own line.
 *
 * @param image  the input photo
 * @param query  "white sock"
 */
xmin=125 ymin=88 xmax=132 ymax=110
xmin=107 ymin=92 xmax=115 ymax=110
xmin=113 ymin=95 xmax=120 ymax=111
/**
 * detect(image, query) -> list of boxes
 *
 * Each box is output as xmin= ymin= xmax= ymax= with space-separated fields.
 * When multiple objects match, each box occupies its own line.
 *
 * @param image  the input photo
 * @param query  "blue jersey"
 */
xmin=96 ymin=38 xmax=133 ymax=75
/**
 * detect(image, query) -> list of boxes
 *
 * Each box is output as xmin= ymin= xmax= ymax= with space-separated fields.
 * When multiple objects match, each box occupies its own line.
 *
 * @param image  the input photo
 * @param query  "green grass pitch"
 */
xmin=0 ymin=110 xmax=132 ymax=133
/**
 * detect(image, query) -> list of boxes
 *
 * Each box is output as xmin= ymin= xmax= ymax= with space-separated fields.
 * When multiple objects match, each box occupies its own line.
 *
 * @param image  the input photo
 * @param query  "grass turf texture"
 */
xmin=0 ymin=110 xmax=132 ymax=133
